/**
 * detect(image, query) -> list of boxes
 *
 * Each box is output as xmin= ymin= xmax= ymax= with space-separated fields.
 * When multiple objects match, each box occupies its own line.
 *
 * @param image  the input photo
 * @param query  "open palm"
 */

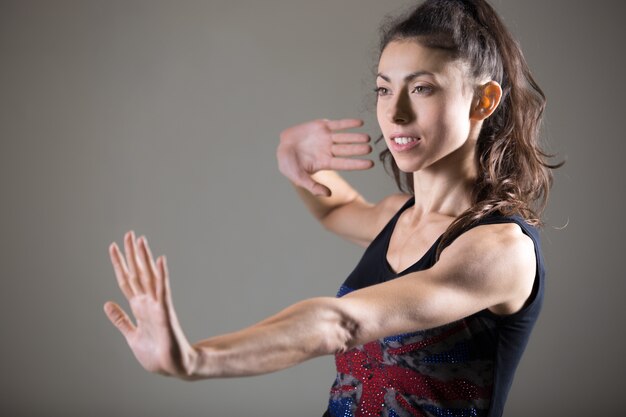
xmin=105 ymin=231 xmax=197 ymax=378
xmin=277 ymin=118 xmax=373 ymax=196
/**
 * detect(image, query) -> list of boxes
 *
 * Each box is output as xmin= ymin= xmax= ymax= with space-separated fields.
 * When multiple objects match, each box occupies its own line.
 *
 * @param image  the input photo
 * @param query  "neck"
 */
xmin=410 ymin=137 xmax=478 ymax=220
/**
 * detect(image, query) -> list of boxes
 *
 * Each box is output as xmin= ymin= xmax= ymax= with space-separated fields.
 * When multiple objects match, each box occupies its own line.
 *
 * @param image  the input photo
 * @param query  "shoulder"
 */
xmin=325 ymin=193 xmax=411 ymax=247
xmin=434 ymin=220 xmax=536 ymax=311
xmin=447 ymin=221 xmax=535 ymax=261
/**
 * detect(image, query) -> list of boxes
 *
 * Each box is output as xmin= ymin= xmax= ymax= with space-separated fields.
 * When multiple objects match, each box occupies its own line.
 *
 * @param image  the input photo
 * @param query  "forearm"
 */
xmin=188 ymin=297 xmax=356 ymax=379
xmin=293 ymin=171 xmax=366 ymax=222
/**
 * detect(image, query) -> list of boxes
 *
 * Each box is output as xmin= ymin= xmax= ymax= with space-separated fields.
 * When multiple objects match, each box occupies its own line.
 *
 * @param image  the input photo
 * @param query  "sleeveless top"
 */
xmin=324 ymin=197 xmax=545 ymax=417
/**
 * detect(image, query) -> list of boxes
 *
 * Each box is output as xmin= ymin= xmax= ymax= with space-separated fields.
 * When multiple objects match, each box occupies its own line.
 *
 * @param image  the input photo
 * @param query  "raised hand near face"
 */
xmin=104 ymin=231 xmax=198 ymax=379
xmin=277 ymin=118 xmax=374 ymax=197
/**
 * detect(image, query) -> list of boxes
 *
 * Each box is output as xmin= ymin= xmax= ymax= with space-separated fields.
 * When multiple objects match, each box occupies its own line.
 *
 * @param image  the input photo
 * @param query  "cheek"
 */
xmin=420 ymin=105 xmax=452 ymax=140
xmin=435 ymin=100 xmax=471 ymax=142
xmin=376 ymin=102 xmax=387 ymax=132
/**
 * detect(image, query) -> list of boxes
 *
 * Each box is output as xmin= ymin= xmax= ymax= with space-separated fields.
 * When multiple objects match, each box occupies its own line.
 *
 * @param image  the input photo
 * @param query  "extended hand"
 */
xmin=277 ymin=118 xmax=373 ymax=196
xmin=104 ymin=231 xmax=198 ymax=379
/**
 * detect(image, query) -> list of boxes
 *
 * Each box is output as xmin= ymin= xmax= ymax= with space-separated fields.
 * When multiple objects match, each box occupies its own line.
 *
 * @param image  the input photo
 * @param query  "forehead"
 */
xmin=378 ymin=39 xmax=467 ymax=83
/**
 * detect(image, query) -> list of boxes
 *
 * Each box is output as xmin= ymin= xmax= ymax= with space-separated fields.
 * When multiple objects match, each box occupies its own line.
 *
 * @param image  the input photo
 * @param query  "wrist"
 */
xmin=175 ymin=345 xmax=205 ymax=381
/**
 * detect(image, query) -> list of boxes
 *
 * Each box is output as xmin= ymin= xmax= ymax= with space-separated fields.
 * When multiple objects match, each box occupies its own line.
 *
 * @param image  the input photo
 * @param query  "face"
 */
xmin=376 ymin=39 xmax=479 ymax=174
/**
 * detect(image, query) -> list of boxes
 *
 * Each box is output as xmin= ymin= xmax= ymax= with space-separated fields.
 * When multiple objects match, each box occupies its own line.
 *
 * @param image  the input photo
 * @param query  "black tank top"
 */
xmin=324 ymin=197 xmax=545 ymax=417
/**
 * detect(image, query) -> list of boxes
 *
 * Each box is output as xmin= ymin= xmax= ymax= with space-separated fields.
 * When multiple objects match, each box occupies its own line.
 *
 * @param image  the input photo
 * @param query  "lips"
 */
xmin=389 ymin=135 xmax=421 ymax=152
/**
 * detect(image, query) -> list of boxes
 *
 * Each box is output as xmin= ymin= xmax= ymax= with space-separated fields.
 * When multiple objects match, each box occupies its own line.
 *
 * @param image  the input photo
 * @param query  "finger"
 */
xmin=109 ymin=243 xmax=134 ymax=299
xmin=325 ymin=118 xmax=363 ymax=131
xmin=156 ymin=256 xmax=165 ymax=301
xmin=160 ymin=255 xmax=173 ymax=304
xmin=104 ymin=301 xmax=136 ymax=338
xmin=291 ymin=169 xmax=332 ymax=197
xmin=332 ymin=133 xmax=371 ymax=144
xmin=138 ymin=236 xmax=159 ymax=300
xmin=124 ymin=231 xmax=144 ymax=294
xmin=329 ymin=158 xmax=374 ymax=171
xmin=331 ymin=144 xmax=372 ymax=157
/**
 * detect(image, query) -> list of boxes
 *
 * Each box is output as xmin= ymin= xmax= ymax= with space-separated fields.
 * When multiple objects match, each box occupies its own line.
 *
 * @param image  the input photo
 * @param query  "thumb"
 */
xmin=292 ymin=170 xmax=331 ymax=197
xmin=104 ymin=301 xmax=135 ymax=337
xmin=310 ymin=182 xmax=332 ymax=197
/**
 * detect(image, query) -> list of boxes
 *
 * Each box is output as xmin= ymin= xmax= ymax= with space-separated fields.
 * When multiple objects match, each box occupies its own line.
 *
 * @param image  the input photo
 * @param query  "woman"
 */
xmin=105 ymin=0 xmax=559 ymax=416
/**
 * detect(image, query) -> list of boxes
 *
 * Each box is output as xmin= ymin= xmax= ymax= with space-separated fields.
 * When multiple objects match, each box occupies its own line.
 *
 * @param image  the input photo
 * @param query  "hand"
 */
xmin=104 ymin=231 xmax=198 ymax=379
xmin=277 ymin=118 xmax=373 ymax=196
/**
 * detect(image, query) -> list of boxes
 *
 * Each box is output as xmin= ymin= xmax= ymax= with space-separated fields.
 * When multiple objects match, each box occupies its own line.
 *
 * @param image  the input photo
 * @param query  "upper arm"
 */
xmin=335 ymin=222 xmax=537 ymax=346
xmin=321 ymin=193 xmax=411 ymax=247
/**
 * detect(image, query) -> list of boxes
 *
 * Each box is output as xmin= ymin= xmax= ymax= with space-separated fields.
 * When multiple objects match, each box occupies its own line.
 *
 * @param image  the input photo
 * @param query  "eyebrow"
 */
xmin=376 ymin=70 xmax=435 ymax=82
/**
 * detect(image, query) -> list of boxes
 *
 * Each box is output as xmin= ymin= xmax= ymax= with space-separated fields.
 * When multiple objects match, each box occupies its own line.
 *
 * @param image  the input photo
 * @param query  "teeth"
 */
xmin=393 ymin=137 xmax=418 ymax=145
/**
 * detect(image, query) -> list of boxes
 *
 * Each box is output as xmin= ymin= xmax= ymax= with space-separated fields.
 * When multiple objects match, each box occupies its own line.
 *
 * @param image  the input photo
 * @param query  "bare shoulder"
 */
xmin=323 ymin=193 xmax=411 ymax=247
xmin=435 ymin=221 xmax=536 ymax=313
xmin=450 ymin=222 xmax=534 ymax=257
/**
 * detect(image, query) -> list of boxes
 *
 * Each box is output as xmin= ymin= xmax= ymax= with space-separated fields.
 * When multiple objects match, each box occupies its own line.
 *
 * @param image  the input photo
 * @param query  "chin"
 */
xmin=396 ymin=165 xmax=422 ymax=175
xmin=393 ymin=158 xmax=424 ymax=174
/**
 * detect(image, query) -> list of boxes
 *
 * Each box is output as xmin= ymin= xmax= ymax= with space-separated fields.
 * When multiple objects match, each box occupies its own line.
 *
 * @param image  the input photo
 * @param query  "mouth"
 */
xmin=389 ymin=135 xmax=421 ymax=152
xmin=392 ymin=136 xmax=419 ymax=145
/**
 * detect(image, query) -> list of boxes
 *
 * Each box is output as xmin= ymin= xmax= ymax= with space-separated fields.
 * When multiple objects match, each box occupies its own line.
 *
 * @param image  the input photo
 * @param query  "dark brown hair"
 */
xmin=377 ymin=0 xmax=562 ymax=258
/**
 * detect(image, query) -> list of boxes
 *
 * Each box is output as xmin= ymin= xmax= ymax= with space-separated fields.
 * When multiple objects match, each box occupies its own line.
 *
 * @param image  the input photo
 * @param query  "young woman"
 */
xmin=105 ymin=0 xmax=559 ymax=416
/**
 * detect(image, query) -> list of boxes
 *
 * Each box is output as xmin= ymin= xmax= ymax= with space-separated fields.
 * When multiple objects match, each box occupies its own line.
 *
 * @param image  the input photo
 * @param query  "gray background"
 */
xmin=1 ymin=0 xmax=624 ymax=416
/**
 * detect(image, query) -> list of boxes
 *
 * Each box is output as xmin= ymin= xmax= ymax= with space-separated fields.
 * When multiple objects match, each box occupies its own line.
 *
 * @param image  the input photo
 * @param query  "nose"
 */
xmin=387 ymin=90 xmax=414 ymax=124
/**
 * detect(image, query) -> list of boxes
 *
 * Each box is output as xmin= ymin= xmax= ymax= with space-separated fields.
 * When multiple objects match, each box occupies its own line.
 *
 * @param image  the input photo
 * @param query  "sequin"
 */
xmin=422 ymin=342 xmax=470 ymax=364
xmin=329 ymin=397 xmax=355 ymax=417
xmin=420 ymin=404 xmax=480 ymax=417
xmin=336 ymin=284 xmax=354 ymax=298
xmin=328 ymin=336 xmax=492 ymax=417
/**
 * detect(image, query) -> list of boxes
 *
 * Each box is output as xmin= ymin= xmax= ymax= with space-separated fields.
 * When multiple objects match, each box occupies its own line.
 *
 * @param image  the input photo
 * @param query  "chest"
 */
xmin=386 ymin=214 xmax=453 ymax=274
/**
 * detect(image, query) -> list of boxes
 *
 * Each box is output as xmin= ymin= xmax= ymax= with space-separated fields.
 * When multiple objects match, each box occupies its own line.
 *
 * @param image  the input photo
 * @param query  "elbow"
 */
xmin=331 ymin=316 xmax=361 ymax=354
xmin=310 ymin=298 xmax=361 ymax=355
xmin=318 ymin=320 xmax=359 ymax=356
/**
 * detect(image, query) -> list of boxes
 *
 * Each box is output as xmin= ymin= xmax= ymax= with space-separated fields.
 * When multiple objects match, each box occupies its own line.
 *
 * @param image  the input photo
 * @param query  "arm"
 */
xmin=335 ymin=222 xmax=537 ymax=344
xmin=104 ymin=231 xmax=353 ymax=380
xmin=189 ymin=297 xmax=352 ymax=378
xmin=105 ymin=224 xmax=535 ymax=380
xmin=193 ymin=222 xmax=536 ymax=375
xmin=277 ymin=119 xmax=409 ymax=246
xmin=294 ymin=171 xmax=410 ymax=246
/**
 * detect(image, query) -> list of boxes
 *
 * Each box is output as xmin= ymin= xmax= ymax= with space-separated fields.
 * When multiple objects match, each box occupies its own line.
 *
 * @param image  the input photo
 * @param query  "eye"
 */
xmin=374 ymin=86 xmax=390 ymax=97
xmin=412 ymin=85 xmax=433 ymax=95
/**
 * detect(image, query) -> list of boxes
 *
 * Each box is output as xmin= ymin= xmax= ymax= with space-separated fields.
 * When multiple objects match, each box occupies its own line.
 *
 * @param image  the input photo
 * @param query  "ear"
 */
xmin=470 ymin=81 xmax=502 ymax=121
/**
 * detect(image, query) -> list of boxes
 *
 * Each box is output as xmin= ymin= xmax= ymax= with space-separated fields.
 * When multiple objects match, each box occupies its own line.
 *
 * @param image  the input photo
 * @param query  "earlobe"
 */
xmin=471 ymin=81 xmax=502 ymax=121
